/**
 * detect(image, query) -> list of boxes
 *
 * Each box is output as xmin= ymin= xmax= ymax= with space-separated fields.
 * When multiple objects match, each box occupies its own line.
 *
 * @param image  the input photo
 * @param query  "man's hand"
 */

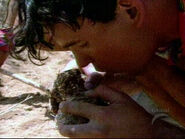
xmin=57 ymin=60 xmax=185 ymax=138
xmin=57 ymin=85 xmax=153 ymax=138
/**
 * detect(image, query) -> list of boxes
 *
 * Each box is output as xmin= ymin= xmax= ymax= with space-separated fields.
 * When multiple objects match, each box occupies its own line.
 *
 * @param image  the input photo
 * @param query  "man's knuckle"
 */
xmin=58 ymin=128 xmax=65 ymax=136
xmin=59 ymin=127 xmax=74 ymax=137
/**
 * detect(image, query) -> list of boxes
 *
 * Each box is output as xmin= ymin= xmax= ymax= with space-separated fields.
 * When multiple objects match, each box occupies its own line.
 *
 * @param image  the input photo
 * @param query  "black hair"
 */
xmin=12 ymin=0 xmax=117 ymax=62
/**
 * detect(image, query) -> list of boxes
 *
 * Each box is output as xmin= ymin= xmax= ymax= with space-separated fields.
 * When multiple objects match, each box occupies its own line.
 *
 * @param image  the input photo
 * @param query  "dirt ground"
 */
xmin=0 ymin=0 xmax=74 ymax=137
xmin=0 ymin=51 xmax=73 ymax=137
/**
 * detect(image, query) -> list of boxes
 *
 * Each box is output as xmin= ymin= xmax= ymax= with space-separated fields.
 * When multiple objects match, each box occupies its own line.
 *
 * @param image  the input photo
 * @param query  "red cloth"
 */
xmin=0 ymin=28 xmax=14 ymax=52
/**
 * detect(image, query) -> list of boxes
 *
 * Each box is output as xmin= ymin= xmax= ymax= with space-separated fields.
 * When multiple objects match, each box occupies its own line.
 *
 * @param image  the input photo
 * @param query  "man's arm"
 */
xmin=56 ymin=83 xmax=185 ymax=138
xmin=136 ymin=55 xmax=185 ymax=128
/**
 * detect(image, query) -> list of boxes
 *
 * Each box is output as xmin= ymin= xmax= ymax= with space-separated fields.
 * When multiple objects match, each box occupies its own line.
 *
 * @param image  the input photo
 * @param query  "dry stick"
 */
xmin=0 ymin=68 xmax=51 ymax=96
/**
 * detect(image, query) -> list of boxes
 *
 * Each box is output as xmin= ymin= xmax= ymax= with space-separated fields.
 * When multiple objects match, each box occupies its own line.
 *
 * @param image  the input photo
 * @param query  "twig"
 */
xmin=0 ymin=95 xmax=33 ymax=117
xmin=0 ymin=68 xmax=51 ymax=96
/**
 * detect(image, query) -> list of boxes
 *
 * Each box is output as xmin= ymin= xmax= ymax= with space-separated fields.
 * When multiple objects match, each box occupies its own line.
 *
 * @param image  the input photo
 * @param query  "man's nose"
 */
xmin=72 ymin=52 xmax=93 ymax=72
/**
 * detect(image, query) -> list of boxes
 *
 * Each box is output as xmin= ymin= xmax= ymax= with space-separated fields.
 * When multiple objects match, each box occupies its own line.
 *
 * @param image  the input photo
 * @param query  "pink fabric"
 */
xmin=0 ymin=28 xmax=13 ymax=52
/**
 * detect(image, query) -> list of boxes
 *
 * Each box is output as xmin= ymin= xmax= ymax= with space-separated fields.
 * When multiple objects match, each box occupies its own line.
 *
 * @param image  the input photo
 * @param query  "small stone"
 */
xmin=25 ymin=107 xmax=33 ymax=111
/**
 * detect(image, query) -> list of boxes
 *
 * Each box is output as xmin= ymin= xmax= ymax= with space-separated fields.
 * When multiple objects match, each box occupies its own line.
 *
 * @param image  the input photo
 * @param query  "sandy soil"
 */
xmin=0 ymin=51 xmax=73 ymax=137
xmin=0 ymin=0 xmax=74 ymax=137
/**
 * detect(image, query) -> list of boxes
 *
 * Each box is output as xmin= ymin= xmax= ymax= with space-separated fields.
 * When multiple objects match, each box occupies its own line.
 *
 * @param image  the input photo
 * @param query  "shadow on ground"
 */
xmin=0 ymin=91 xmax=56 ymax=120
xmin=0 ymin=92 xmax=49 ymax=107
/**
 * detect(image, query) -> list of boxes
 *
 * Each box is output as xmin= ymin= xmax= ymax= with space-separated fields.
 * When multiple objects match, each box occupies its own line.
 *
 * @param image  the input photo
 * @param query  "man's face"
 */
xmin=51 ymin=6 xmax=156 ymax=75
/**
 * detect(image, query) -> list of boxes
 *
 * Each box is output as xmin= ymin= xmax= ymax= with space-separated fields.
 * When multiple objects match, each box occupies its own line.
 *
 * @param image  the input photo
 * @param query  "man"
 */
xmin=8 ymin=0 xmax=185 ymax=137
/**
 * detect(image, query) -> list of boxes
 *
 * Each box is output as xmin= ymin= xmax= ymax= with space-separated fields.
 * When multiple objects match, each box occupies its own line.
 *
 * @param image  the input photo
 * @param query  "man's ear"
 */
xmin=118 ymin=0 xmax=145 ymax=27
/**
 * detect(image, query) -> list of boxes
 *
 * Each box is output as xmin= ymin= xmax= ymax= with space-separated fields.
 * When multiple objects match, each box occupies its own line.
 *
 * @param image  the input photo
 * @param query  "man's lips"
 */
xmin=62 ymin=59 xmax=106 ymax=76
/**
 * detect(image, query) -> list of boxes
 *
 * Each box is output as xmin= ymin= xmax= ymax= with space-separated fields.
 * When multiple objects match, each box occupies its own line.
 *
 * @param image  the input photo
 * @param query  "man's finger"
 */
xmin=86 ymin=85 xmax=130 ymax=104
xmin=59 ymin=101 xmax=103 ymax=119
xmin=57 ymin=121 xmax=104 ymax=138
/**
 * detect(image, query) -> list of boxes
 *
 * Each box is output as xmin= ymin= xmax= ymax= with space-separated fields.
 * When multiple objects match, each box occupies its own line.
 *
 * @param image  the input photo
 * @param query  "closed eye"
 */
xmin=63 ymin=40 xmax=81 ymax=48
xmin=63 ymin=40 xmax=89 ymax=49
